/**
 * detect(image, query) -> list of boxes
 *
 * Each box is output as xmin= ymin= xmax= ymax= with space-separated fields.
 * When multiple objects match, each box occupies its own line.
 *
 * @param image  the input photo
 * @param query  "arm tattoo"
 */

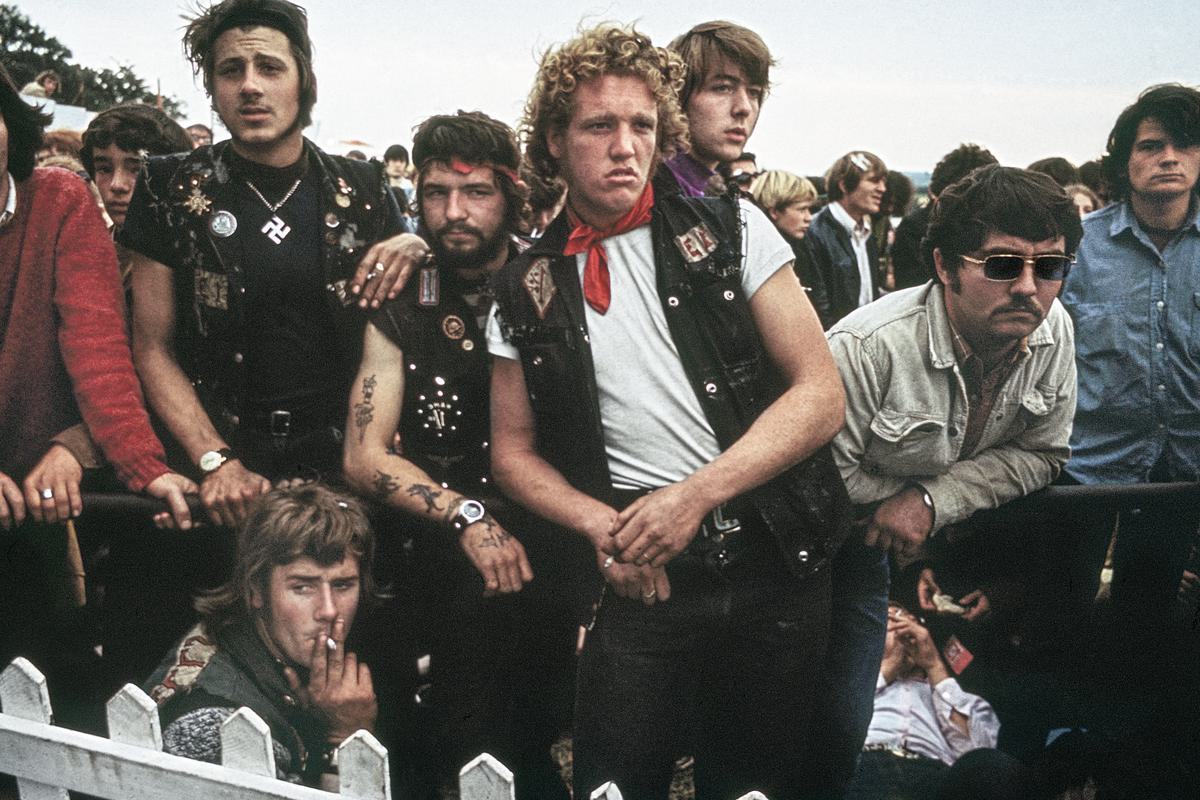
xmin=353 ymin=374 xmax=377 ymax=444
xmin=405 ymin=483 xmax=444 ymax=514
xmin=371 ymin=470 xmax=400 ymax=500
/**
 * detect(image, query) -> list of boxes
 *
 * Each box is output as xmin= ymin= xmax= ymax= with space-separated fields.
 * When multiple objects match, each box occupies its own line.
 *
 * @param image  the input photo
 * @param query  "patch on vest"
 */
xmin=148 ymin=624 xmax=217 ymax=705
xmin=674 ymin=222 xmax=719 ymax=263
xmin=523 ymin=257 xmax=557 ymax=319
xmin=419 ymin=267 xmax=440 ymax=307
xmin=194 ymin=268 xmax=229 ymax=310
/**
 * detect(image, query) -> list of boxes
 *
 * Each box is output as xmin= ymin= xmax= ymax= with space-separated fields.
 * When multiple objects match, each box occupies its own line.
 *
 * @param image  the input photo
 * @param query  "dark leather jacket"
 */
xmin=491 ymin=191 xmax=851 ymax=579
xmin=806 ymin=204 xmax=881 ymax=328
xmin=120 ymin=139 xmax=403 ymax=439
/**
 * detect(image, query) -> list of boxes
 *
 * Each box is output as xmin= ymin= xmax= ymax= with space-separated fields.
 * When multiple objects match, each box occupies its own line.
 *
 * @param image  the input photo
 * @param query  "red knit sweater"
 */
xmin=0 ymin=168 xmax=168 ymax=491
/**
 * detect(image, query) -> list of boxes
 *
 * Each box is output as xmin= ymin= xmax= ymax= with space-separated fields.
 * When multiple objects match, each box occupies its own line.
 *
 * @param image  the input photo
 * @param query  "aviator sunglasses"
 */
xmin=959 ymin=253 xmax=1073 ymax=282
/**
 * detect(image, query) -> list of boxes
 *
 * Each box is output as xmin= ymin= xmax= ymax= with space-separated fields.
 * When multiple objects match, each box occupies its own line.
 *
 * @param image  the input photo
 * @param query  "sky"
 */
xmin=13 ymin=0 xmax=1200 ymax=174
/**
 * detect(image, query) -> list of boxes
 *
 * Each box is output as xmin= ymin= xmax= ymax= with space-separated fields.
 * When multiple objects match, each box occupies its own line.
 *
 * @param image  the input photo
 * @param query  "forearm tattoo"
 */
xmin=371 ymin=470 xmax=400 ymax=500
xmin=353 ymin=374 xmax=377 ymax=444
xmin=405 ymin=483 xmax=444 ymax=514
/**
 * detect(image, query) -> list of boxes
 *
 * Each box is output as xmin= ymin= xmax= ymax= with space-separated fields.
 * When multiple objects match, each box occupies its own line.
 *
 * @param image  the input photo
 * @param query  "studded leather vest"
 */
xmin=120 ymin=140 xmax=403 ymax=438
xmin=491 ymin=191 xmax=852 ymax=578
xmin=371 ymin=269 xmax=492 ymax=492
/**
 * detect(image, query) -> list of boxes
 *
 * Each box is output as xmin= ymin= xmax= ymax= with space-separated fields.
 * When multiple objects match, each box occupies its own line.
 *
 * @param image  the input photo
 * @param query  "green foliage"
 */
xmin=0 ymin=4 xmax=184 ymax=118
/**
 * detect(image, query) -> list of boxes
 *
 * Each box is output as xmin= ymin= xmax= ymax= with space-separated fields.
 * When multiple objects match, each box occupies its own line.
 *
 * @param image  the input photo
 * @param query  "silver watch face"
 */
xmin=199 ymin=450 xmax=228 ymax=473
xmin=457 ymin=499 xmax=486 ymax=527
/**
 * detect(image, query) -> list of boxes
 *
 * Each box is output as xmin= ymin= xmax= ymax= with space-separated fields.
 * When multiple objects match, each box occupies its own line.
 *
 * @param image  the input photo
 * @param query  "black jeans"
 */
xmin=844 ymin=750 xmax=946 ymax=800
xmin=572 ymin=535 xmax=831 ymax=800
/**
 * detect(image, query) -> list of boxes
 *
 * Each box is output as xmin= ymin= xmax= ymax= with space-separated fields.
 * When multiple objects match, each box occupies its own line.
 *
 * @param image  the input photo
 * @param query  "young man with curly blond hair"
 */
xmin=488 ymin=23 xmax=850 ymax=800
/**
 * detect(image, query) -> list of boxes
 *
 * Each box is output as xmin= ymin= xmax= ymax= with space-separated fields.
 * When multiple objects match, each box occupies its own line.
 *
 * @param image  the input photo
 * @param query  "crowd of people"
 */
xmin=1 ymin=1 xmax=1198 ymax=799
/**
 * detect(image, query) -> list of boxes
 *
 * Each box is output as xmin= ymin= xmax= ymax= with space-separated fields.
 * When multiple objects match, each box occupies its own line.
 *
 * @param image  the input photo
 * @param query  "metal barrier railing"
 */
xmin=75 ymin=481 xmax=1200 ymax=522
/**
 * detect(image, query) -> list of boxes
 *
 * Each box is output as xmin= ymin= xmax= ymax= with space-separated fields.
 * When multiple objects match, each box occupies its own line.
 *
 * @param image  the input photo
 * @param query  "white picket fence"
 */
xmin=0 ymin=657 xmax=770 ymax=800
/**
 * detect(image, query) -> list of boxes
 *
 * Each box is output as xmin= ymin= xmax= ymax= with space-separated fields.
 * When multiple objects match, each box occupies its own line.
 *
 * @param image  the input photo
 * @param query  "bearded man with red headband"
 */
xmin=344 ymin=111 xmax=575 ymax=799
xmin=488 ymin=24 xmax=851 ymax=800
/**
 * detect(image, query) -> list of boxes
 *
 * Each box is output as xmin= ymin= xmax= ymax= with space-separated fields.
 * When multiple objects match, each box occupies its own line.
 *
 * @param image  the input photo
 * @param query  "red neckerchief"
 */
xmin=564 ymin=181 xmax=654 ymax=314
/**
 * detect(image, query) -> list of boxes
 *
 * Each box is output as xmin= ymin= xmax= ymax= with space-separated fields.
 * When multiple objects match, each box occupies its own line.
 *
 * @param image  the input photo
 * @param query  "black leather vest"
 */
xmin=491 ymin=192 xmax=851 ymax=578
xmin=371 ymin=270 xmax=492 ymax=492
xmin=123 ymin=140 xmax=403 ymax=436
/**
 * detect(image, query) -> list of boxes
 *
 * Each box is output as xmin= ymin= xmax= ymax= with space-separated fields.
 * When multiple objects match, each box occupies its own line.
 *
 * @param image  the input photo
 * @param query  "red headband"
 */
xmin=446 ymin=158 xmax=528 ymax=191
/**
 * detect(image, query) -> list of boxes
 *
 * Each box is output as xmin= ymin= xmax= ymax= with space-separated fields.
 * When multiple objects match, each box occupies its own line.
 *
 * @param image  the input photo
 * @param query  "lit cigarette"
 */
xmin=326 ymin=637 xmax=337 ymax=651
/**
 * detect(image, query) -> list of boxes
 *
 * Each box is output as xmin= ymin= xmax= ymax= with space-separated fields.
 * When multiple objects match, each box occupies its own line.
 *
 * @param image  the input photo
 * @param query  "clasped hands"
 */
xmin=588 ymin=482 xmax=711 ymax=606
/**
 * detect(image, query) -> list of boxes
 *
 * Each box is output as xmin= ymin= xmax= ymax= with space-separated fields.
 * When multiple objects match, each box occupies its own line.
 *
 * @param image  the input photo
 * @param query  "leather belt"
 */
xmin=863 ymin=742 xmax=931 ymax=761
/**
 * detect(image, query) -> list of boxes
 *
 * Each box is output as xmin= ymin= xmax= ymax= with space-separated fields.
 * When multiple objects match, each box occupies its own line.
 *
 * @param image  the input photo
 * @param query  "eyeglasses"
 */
xmin=959 ymin=253 xmax=1073 ymax=282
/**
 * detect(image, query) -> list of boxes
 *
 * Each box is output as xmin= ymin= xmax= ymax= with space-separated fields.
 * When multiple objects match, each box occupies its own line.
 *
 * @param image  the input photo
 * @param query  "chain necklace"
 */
xmin=245 ymin=178 xmax=302 ymax=244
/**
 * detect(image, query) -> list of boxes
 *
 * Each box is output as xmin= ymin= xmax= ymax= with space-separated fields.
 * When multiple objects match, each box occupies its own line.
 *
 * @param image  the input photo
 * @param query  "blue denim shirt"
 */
xmin=1062 ymin=198 xmax=1200 ymax=484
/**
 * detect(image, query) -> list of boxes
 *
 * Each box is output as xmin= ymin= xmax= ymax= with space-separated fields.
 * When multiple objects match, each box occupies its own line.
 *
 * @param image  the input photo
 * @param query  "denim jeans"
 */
xmin=571 ymin=537 xmax=832 ymax=800
xmin=812 ymin=539 xmax=891 ymax=795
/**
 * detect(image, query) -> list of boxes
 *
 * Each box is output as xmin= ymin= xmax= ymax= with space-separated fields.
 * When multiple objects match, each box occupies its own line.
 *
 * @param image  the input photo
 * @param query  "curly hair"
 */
xmin=929 ymin=143 xmax=998 ymax=197
xmin=183 ymin=0 xmax=317 ymax=129
xmin=521 ymin=23 xmax=689 ymax=186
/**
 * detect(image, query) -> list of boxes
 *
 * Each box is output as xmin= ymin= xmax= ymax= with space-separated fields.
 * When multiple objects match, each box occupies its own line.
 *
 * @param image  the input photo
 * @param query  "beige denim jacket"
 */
xmin=826 ymin=282 xmax=1076 ymax=532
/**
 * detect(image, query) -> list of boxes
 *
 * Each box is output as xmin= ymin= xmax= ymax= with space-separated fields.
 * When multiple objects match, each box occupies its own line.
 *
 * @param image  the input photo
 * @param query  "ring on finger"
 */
xmin=602 ymin=555 xmax=615 ymax=570
xmin=641 ymin=587 xmax=657 ymax=599
xmin=40 ymin=488 xmax=54 ymax=500
xmin=369 ymin=261 xmax=386 ymax=277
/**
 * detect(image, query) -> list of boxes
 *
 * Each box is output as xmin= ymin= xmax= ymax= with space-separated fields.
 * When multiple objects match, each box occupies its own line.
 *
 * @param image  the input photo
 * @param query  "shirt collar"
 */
xmin=1109 ymin=194 xmax=1200 ymax=238
xmin=0 ymin=173 xmax=15 ymax=227
xmin=829 ymin=199 xmax=871 ymax=238
xmin=663 ymin=151 xmax=715 ymax=198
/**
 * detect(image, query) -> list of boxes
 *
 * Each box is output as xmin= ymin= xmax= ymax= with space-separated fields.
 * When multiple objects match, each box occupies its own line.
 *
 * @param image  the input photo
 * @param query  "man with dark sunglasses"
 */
xmin=814 ymin=164 xmax=1081 ymax=795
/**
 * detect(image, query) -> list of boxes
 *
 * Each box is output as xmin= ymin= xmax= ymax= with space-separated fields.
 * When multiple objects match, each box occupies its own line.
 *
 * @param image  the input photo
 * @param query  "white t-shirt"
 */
xmin=487 ymin=200 xmax=793 ymax=489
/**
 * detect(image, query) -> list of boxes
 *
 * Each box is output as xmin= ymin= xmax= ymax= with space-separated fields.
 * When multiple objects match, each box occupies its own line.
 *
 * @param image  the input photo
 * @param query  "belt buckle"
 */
xmin=700 ymin=503 xmax=742 ymax=543
xmin=270 ymin=409 xmax=292 ymax=439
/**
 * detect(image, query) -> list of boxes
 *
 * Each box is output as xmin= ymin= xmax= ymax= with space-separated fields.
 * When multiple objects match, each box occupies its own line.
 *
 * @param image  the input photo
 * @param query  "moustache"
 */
xmin=995 ymin=302 xmax=1041 ymax=316
xmin=436 ymin=223 xmax=484 ymax=241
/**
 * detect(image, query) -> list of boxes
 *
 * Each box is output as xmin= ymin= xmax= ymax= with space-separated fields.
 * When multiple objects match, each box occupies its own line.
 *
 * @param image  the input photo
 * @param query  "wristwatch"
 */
xmin=917 ymin=485 xmax=935 ymax=531
xmin=198 ymin=448 xmax=235 ymax=474
xmin=451 ymin=499 xmax=487 ymax=531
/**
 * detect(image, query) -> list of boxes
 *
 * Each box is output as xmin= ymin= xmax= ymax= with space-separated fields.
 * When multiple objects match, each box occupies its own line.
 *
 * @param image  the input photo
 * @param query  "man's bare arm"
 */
xmin=130 ymin=252 xmax=268 ymax=525
xmin=490 ymin=355 xmax=669 ymax=602
xmin=490 ymin=356 xmax=619 ymax=546
xmin=610 ymin=265 xmax=846 ymax=566
xmin=343 ymin=324 xmax=531 ymax=593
